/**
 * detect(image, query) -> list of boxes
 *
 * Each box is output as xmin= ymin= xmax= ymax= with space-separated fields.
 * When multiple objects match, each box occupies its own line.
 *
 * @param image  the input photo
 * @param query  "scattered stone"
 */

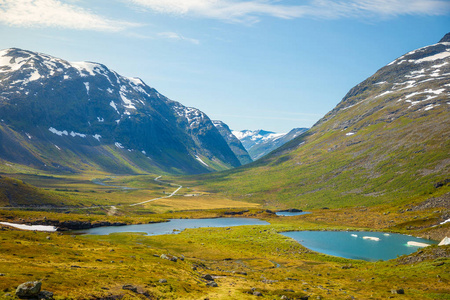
xmin=341 ymin=264 xmax=353 ymax=269
xmin=96 ymin=259 xmax=103 ymax=262
xmin=101 ymin=287 xmax=109 ymax=290
xmin=159 ymin=279 xmax=167 ymax=283
xmin=202 ymin=274 xmax=214 ymax=281
xmin=253 ymin=291 xmax=263 ymax=296
xmin=122 ymin=284 xmax=138 ymax=293
xmin=206 ymin=282 xmax=218 ymax=287
xmin=38 ymin=290 xmax=54 ymax=299
xmin=16 ymin=281 xmax=42 ymax=298
xmin=0 ymin=273 xmax=5 ymax=276
xmin=234 ymin=271 xmax=247 ymax=275
xmin=391 ymin=288 xmax=405 ymax=294
xmin=160 ymin=254 xmax=177 ymax=262
xmin=46 ymin=236 xmax=51 ymax=240
xmin=192 ymin=266 xmax=197 ymax=271
xmin=70 ymin=265 xmax=81 ymax=268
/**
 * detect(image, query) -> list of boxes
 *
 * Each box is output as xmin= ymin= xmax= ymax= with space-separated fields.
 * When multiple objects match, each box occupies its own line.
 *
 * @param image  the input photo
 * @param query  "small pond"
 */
xmin=276 ymin=211 xmax=311 ymax=217
xmin=281 ymin=231 xmax=437 ymax=261
xmin=76 ymin=218 xmax=269 ymax=236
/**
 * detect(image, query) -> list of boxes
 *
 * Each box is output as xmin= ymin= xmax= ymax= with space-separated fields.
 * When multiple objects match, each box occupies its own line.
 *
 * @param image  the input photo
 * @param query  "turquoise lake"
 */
xmin=77 ymin=218 xmax=269 ymax=236
xmin=276 ymin=211 xmax=311 ymax=216
xmin=281 ymin=230 xmax=438 ymax=261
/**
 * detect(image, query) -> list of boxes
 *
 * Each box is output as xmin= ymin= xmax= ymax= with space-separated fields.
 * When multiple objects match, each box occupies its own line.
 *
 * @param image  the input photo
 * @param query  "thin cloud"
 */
xmin=0 ymin=0 xmax=140 ymax=31
xmin=126 ymin=0 xmax=450 ymax=23
xmin=158 ymin=32 xmax=200 ymax=44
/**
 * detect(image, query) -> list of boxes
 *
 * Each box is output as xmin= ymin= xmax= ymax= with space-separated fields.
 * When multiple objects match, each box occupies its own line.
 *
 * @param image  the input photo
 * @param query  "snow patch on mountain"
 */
xmin=195 ymin=155 xmax=209 ymax=167
xmin=49 ymin=127 xmax=68 ymax=136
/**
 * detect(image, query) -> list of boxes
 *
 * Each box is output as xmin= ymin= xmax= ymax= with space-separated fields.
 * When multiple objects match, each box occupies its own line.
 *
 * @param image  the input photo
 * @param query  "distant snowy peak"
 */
xmin=232 ymin=129 xmax=285 ymax=145
xmin=232 ymin=128 xmax=308 ymax=160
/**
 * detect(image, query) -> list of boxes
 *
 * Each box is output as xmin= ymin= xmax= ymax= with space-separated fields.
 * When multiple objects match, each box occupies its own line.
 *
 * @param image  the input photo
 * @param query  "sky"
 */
xmin=0 ymin=1 xmax=449 ymax=133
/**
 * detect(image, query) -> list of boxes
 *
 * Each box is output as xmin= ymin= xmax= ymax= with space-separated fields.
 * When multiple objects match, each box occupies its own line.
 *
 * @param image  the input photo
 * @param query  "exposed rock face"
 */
xmin=15 ymin=281 xmax=41 ymax=298
xmin=212 ymin=120 xmax=252 ymax=165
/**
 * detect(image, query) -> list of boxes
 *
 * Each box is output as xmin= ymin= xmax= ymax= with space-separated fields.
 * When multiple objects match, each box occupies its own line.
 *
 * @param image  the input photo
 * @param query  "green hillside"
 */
xmin=191 ymin=36 xmax=450 ymax=209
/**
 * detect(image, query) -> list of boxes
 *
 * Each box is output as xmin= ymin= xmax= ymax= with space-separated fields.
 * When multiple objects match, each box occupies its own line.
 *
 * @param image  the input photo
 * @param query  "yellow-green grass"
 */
xmin=143 ymin=194 xmax=260 ymax=213
xmin=0 ymin=214 xmax=448 ymax=300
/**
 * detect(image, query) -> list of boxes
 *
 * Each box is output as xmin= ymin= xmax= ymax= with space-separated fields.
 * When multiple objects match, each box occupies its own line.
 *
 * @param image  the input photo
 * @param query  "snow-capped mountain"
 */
xmin=233 ymin=128 xmax=308 ymax=160
xmin=212 ymin=120 xmax=252 ymax=165
xmin=0 ymin=48 xmax=241 ymax=174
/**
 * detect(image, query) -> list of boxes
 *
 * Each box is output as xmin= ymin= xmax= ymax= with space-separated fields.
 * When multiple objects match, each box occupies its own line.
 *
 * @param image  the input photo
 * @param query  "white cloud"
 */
xmin=158 ymin=32 xmax=200 ymax=44
xmin=0 ymin=0 xmax=140 ymax=31
xmin=126 ymin=0 xmax=450 ymax=22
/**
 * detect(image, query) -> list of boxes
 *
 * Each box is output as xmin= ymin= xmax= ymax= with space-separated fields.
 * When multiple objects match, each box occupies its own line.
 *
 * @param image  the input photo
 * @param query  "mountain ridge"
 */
xmin=195 ymin=33 xmax=450 ymax=209
xmin=0 ymin=48 xmax=241 ymax=174
xmin=233 ymin=128 xmax=308 ymax=160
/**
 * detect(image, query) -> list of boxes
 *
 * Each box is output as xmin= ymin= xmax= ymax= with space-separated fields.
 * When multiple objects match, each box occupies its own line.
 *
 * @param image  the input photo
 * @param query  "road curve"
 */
xmin=129 ymin=176 xmax=182 ymax=207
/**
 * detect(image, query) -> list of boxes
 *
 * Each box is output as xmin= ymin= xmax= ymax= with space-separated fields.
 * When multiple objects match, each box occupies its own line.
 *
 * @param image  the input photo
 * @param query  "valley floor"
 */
xmin=0 ymin=174 xmax=449 ymax=299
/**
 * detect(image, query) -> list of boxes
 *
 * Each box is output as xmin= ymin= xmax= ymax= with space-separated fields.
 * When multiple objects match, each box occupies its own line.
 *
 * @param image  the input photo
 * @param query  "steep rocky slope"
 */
xmin=0 ymin=48 xmax=241 ymax=174
xmin=212 ymin=120 xmax=252 ymax=165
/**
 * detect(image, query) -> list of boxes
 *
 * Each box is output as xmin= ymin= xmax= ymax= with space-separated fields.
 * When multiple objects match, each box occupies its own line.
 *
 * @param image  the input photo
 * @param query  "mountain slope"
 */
xmin=233 ymin=128 xmax=308 ymax=160
xmin=0 ymin=48 xmax=241 ymax=174
xmin=197 ymin=33 xmax=450 ymax=209
xmin=212 ymin=120 xmax=252 ymax=165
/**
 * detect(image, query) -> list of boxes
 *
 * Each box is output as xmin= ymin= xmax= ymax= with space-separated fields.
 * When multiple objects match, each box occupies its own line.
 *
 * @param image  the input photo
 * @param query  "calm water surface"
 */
xmin=282 ymin=231 xmax=437 ymax=261
xmin=276 ymin=211 xmax=311 ymax=217
xmin=77 ymin=218 xmax=269 ymax=236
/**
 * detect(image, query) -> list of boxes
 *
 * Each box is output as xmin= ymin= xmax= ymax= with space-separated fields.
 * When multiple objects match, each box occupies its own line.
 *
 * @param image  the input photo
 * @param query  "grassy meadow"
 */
xmin=0 ymin=170 xmax=449 ymax=299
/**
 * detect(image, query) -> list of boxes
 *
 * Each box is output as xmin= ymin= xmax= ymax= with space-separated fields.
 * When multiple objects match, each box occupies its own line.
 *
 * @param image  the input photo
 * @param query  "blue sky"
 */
xmin=0 ymin=0 xmax=449 ymax=132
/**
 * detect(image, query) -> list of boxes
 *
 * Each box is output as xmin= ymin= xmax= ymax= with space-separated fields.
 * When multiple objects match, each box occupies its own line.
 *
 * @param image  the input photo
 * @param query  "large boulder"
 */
xmin=15 ymin=281 xmax=41 ymax=298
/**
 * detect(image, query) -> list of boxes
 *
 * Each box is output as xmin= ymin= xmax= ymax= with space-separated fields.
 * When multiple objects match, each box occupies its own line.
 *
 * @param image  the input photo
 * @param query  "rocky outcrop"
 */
xmin=15 ymin=281 xmax=51 ymax=299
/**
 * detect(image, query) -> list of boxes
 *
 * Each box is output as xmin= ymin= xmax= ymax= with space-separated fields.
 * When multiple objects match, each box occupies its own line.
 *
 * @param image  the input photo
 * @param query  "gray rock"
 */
xmin=122 ymin=284 xmax=138 ymax=293
xmin=391 ymin=288 xmax=405 ymax=294
xmin=202 ymin=274 xmax=214 ymax=281
xmin=16 ymin=281 xmax=42 ymax=298
xmin=159 ymin=279 xmax=167 ymax=283
xmin=38 ymin=290 xmax=54 ymax=299
xmin=253 ymin=291 xmax=263 ymax=296
xmin=160 ymin=254 xmax=177 ymax=262
xmin=206 ymin=282 xmax=218 ymax=287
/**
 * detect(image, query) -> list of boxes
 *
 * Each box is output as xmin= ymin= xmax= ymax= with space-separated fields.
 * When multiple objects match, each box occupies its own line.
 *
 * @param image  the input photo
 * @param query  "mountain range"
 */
xmin=0 ymin=48 xmax=243 ymax=175
xmin=233 ymin=128 xmax=309 ymax=160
